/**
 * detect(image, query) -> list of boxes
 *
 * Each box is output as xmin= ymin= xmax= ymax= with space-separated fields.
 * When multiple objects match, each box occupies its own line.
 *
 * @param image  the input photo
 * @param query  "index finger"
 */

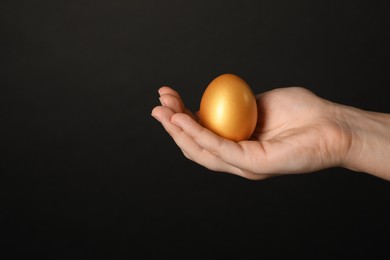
xmin=171 ymin=113 xmax=270 ymax=173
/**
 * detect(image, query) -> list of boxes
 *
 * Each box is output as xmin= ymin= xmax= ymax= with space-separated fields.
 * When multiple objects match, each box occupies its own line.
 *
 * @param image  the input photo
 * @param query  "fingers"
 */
xmin=171 ymin=113 xmax=276 ymax=174
xmin=159 ymin=94 xmax=184 ymax=113
xmin=158 ymin=86 xmax=197 ymax=120
xmin=170 ymin=113 xmax=275 ymax=179
xmin=153 ymin=87 xmax=273 ymax=180
xmin=151 ymin=106 xmax=183 ymax=142
xmin=152 ymin=106 xmax=244 ymax=175
xmin=158 ymin=86 xmax=181 ymax=98
xmin=158 ymin=86 xmax=183 ymax=112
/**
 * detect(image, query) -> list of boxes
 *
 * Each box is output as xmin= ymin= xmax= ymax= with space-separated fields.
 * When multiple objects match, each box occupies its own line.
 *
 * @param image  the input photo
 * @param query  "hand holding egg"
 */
xmin=152 ymin=77 xmax=355 ymax=180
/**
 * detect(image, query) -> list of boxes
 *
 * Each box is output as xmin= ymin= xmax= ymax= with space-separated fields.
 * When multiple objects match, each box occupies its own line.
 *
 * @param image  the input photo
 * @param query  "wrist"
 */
xmin=337 ymin=103 xmax=390 ymax=179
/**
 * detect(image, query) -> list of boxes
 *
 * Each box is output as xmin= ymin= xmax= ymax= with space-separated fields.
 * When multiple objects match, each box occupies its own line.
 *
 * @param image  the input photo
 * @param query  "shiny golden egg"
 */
xmin=199 ymin=73 xmax=258 ymax=142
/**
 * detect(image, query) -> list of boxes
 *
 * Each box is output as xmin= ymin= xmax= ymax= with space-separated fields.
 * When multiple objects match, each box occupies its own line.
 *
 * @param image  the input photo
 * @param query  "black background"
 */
xmin=1 ymin=0 xmax=390 ymax=259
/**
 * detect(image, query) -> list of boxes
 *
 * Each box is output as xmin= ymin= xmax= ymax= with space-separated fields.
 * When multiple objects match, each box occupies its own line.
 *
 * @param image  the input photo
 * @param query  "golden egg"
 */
xmin=199 ymin=73 xmax=258 ymax=142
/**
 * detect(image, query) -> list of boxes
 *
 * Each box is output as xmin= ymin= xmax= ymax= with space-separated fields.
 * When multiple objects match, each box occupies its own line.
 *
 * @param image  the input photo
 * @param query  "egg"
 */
xmin=199 ymin=73 xmax=258 ymax=142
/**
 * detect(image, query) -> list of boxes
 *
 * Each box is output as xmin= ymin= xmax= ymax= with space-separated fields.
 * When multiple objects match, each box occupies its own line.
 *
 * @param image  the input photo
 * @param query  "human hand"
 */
xmin=151 ymin=86 xmax=354 ymax=180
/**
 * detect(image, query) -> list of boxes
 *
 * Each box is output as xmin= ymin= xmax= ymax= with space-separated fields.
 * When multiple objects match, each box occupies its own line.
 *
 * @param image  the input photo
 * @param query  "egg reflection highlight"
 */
xmin=199 ymin=74 xmax=258 ymax=142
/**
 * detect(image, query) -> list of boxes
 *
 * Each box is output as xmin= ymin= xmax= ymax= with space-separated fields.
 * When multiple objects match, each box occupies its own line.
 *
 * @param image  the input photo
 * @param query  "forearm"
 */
xmin=340 ymin=105 xmax=390 ymax=180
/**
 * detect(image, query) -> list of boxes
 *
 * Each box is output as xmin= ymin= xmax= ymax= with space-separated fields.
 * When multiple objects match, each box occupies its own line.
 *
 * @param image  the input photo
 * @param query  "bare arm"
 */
xmin=340 ymin=104 xmax=390 ymax=180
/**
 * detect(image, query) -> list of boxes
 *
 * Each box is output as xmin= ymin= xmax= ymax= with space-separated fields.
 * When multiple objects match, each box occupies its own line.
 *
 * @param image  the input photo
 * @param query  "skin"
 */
xmin=151 ymin=86 xmax=390 ymax=181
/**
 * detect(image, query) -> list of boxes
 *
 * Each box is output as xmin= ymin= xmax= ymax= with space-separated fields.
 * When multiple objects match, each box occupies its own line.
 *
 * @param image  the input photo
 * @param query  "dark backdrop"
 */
xmin=1 ymin=0 xmax=390 ymax=259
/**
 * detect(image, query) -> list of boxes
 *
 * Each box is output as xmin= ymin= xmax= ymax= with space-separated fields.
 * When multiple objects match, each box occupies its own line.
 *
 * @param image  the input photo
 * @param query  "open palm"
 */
xmin=152 ymin=86 xmax=350 ymax=180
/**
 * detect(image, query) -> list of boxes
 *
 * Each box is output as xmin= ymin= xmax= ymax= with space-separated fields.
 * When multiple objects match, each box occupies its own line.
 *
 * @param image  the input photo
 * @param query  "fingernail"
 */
xmin=159 ymin=97 xmax=167 ymax=106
